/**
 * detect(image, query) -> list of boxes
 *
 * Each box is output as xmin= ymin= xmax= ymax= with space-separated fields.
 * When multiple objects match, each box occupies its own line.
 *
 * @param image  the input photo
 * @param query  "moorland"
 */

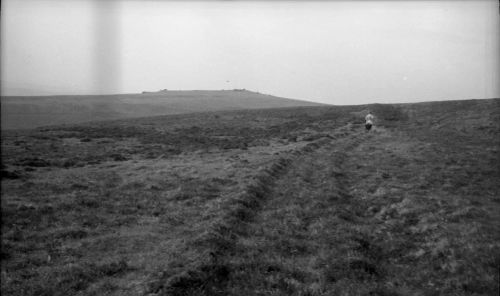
xmin=1 ymin=98 xmax=499 ymax=296
xmin=0 ymin=89 xmax=322 ymax=130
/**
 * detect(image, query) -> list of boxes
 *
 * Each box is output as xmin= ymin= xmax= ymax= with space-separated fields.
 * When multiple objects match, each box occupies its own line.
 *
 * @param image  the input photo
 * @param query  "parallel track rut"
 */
xmin=149 ymin=125 xmax=366 ymax=295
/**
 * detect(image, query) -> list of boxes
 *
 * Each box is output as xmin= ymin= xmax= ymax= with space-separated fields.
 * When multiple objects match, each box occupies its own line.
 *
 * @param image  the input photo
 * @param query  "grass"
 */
xmin=2 ymin=99 xmax=499 ymax=295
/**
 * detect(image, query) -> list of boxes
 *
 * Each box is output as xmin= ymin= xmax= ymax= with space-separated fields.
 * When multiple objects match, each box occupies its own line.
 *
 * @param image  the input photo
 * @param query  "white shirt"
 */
xmin=365 ymin=114 xmax=374 ymax=124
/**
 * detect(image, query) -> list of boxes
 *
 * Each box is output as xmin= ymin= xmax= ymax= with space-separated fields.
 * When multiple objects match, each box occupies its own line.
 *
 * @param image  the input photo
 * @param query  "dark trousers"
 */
xmin=365 ymin=123 xmax=372 ymax=130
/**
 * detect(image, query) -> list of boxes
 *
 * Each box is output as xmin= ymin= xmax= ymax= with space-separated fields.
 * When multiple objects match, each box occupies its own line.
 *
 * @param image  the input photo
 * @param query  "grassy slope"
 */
xmin=1 ymin=99 xmax=499 ymax=295
xmin=1 ymin=90 xmax=322 ymax=130
xmin=1 ymin=106 xmax=352 ymax=295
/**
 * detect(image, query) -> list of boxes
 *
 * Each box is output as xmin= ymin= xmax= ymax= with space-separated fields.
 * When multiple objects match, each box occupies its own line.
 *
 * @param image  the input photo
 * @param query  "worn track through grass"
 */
xmin=150 ymin=124 xmax=369 ymax=296
xmin=219 ymin=126 xmax=371 ymax=295
xmin=146 ymin=125 xmax=359 ymax=295
xmin=153 ymin=122 xmax=499 ymax=296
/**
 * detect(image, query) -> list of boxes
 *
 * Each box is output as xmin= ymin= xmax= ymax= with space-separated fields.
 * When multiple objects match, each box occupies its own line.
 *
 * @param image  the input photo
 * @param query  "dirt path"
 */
xmin=158 ymin=125 xmax=500 ymax=295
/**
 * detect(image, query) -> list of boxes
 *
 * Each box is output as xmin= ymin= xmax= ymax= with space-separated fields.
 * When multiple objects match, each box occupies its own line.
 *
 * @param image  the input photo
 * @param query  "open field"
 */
xmin=1 ymin=99 xmax=499 ymax=295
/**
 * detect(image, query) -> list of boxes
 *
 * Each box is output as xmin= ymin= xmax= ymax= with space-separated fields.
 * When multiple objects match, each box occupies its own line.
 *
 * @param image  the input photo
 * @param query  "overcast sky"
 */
xmin=1 ymin=0 xmax=499 ymax=104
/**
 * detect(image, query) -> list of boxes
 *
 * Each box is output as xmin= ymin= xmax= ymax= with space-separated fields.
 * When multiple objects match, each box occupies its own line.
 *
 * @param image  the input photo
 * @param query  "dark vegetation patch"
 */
xmin=370 ymin=104 xmax=409 ymax=123
xmin=1 ymin=168 xmax=26 ymax=179
xmin=2 ymin=106 xmax=359 ymax=169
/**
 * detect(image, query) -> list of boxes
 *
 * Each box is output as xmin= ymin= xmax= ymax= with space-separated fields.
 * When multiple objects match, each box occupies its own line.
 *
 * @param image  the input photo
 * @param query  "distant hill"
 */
xmin=1 ymin=89 xmax=323 ymax=130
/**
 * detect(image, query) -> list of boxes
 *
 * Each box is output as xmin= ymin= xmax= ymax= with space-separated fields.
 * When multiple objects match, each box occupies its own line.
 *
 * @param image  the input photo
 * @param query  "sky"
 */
xmin=1 ymin=0 xmax=499 ymax=105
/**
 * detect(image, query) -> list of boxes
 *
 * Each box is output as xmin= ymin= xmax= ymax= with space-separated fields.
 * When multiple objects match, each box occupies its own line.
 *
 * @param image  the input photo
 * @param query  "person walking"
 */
xmin=365 ymin=111 xmax=374 ymax=131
